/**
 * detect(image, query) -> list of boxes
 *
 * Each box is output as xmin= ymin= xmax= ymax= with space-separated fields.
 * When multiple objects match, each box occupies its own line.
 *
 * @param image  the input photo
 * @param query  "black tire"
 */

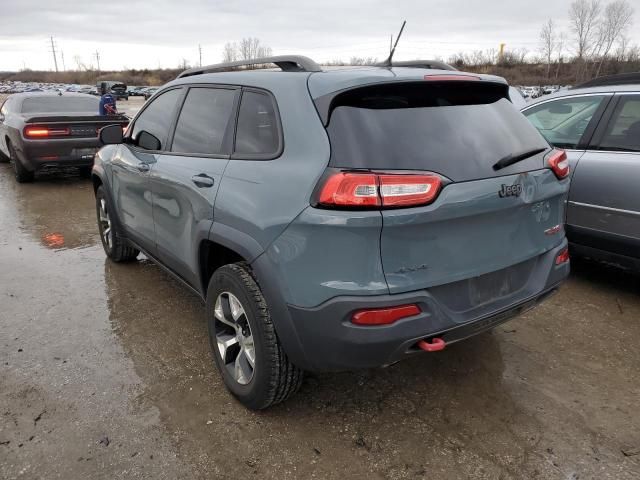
xmin=0 ymin=142 xmax=9 ymax=163
xmin=9 ymin=143 xmax=34 ymax=183
xmin=95 ymin=185 xmax=139 ymax=262
xmin=206 ymin=263 xmax=303 ymax=410
xmin=79 ymin=165 xmax=92 ymax=178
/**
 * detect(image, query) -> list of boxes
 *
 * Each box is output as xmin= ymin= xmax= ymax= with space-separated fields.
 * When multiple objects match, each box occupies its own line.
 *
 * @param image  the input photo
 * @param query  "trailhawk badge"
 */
xmin=499 ymin=183 xmax=523 ymax=198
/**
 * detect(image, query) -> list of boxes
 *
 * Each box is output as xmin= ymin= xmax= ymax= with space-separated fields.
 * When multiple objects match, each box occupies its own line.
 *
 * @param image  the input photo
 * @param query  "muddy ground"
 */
xmin=1 ymin=146 xmax=639 ymax=479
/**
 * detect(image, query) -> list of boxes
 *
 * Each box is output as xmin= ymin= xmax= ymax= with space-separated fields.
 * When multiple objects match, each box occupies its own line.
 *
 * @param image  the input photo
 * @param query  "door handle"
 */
xmin=137 ymin=163 xmax=150 ymax=173
xmin=191 ymin=174 xmax=215 ymax=188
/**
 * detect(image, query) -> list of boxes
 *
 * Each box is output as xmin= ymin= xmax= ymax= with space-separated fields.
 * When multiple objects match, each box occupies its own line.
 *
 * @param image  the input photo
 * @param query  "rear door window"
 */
xmin=171 ymin=87 xmax=237 ymax=155
xmin=523 ymin=95 xmax=606 ymax=149
xmin=325 ymin=82 xmax=549 ymax=182
xmin=233 ymin=90 xmax=281 ymax=157
xmin=131 ymin=88 xmax=183 ymax=150
xmin=20 ymin=96 xmax=99 ymax=113
xmin=597 ymin=96 xmax=640 ymax=152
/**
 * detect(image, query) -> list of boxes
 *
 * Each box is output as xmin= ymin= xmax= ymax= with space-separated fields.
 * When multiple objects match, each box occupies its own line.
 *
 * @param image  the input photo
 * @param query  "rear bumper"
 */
xmin=284 ymin=241 xmax=569 ymax=371
xmin=20 ymin=138 xmax=101 ymax=171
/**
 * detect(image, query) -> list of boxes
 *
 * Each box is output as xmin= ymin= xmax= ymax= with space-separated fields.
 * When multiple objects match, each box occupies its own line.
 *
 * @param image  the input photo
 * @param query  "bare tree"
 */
xmin=569 ymin=0 xmax=602 ymax=80
xmin=555 ymin=32 xmax=566 ymax=80
xmin=238 ymin=37 xmax=272 ymax=61
xmin=222 ymin=42 xmax=238 ymax=63
xmin=348 ymin=56 xmax=378 ymax=65
xmin=594 ymin=0 xmax=634 ymax=76
xmin=540 ymin=19 xmax=557 ymax=79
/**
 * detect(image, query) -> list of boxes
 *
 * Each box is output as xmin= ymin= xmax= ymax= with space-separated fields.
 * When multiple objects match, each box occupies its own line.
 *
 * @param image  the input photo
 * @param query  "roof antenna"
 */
xmin=381 ymin=20 xmax=406 ymax=67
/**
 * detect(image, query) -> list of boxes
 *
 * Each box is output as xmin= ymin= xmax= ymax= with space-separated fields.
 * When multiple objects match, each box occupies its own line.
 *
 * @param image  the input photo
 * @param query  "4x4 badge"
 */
xmin=499 ymin=184 xmax=523 ymax=198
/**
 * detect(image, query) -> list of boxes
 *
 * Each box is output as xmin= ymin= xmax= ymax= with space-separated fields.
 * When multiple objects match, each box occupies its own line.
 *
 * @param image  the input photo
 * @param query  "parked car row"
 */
xmin=516 ymin=84 xmax=571 ymax=100
xmin=0 ymin=80 xmax=161 ymax=100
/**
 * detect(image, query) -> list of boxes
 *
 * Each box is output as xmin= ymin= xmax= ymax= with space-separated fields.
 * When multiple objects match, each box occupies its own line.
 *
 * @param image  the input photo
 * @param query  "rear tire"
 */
xmin=206 ymin=263 xmax=303 ymax=410
xmin=9 ymin=143 xmax=34 ymax=183
xmin=95 ymin=186 xmax=139 ymax=262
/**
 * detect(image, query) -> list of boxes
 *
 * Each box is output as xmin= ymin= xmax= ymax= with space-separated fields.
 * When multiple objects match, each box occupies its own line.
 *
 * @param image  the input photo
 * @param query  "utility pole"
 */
xmin=199 ymin=44 xmax=202 ymax=67
xmin=61 ymin=51 xmax=66 ymax=71
xmin=390 ymin=35 xmax=393 ymax=55
xmin=50 ymin=36 xmax=59 ymax=72
xmin=95 ymin=50 xmax=101 ymax=72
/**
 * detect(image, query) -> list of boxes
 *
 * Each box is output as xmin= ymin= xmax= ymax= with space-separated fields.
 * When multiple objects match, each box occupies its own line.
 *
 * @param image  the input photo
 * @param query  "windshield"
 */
xmin=21 ymin=96 xmax=99 ymax=114
xmin=326 ymin=82 xmax=549 ymax=182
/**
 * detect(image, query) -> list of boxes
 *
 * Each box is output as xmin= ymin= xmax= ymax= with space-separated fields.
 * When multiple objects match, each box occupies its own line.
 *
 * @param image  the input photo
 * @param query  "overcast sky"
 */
xmin=0 ymin=0 xmax=638 ymax=72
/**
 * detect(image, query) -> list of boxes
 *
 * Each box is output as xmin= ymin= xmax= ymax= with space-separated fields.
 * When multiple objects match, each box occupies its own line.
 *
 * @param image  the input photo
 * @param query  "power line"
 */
xmin=49 ymin=36 xmax=59 ymax=72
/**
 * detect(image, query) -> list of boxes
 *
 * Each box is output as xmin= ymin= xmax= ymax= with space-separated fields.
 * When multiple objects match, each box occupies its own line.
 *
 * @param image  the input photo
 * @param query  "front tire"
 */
xmin=95 ymin=185 xmax=139 ymax=262
xmin=9 ymin=143 xmax=34 ymax=183
xmin=206 ymin=263 xmax=303 ymax=410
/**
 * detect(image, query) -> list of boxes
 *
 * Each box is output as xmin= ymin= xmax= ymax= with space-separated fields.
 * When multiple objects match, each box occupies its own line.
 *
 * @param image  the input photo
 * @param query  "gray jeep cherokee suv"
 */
xmin=93 ymin=56 xmax=570 ymax=409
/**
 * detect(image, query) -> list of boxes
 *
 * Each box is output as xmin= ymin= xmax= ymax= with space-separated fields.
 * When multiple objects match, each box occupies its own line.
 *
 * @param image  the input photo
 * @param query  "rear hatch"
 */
xmin=316 ymin=77 xmax=568 ymax=309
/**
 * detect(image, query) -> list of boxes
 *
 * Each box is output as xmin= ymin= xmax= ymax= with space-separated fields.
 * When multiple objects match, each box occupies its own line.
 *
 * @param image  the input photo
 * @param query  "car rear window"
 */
xmin=325 ymin=82 xmax=549 ymax=182
xmin=21 ymin=96 xmax=98 ymax=113
xmin=234 ymin=90 xmax=280 ymax=157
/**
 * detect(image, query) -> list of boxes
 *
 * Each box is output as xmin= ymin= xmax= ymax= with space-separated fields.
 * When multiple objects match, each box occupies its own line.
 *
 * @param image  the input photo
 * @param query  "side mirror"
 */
xmin=137 ymin=130 xmax=161 ymax=151
xmin=99 ymin=124 xmax=123 ymax=145
xmin=549 ymin=103 xmax=572 ymax=114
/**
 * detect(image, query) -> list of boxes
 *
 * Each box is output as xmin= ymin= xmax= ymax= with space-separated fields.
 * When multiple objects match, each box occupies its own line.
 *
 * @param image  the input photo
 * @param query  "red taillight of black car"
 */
xmin=547 ymin=150 xmax=570 ymax=179
xmin=317 ymin=172 xmax=442 ymax=209
xmin=24 ymin=126 xmax=71 ymax=139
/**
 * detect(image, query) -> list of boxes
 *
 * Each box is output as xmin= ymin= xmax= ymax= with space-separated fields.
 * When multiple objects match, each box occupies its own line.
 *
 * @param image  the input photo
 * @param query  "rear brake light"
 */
xmin=424 ymin=74 xmax=480 ymax=81
xmin=24 ymin=126 xmax=71 ymax=138
xmin=352 ymin=304 xmax=421 ymax=326
xmin=548 ymin=150 xmax=569 ymax=179
xmin=317 ymin=172 xmax=442 ymax=209
xmin=318 ymin=172 xmax=379 ymax=207
xmin=556 ymin=248 xmax=570 ymax=265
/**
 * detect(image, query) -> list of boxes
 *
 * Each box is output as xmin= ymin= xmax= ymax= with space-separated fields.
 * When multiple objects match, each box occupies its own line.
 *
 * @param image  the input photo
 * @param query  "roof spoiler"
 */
xmin=378 ymin=60 xmax=458 ymax=71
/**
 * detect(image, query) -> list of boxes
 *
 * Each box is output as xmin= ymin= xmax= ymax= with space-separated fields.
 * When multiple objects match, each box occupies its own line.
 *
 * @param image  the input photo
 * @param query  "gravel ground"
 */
xmin=0 ymin=114 xmax=639 ymax=479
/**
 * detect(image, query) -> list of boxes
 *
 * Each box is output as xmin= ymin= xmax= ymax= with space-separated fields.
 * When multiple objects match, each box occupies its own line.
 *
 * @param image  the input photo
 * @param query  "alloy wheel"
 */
xmin=98 ymin=198 xmax=112 ymax=251
xmin=214 ymin=292 xmax=255 ymax=385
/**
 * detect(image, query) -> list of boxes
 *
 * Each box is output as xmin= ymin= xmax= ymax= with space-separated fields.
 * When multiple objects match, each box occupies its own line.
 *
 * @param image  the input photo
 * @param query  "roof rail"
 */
xmin=389 ymin=60 xmax=458 ymax=71
xmin=573 ymin=72 xmax=640 ymax=89
xmin=178 ymin=55 xmax=322 ymax=78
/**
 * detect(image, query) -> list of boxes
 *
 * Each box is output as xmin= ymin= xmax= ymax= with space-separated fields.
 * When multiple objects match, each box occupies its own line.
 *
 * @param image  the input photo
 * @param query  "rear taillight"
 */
xmin=318 ymin=172 xmax=379 ymax=207
xmin=378 ymin=174 xmax=441 ymax=207
xmin=548 ymin=150 xmax=569 ymax=179
xmin=556 ymin=247 xmax=570 ymax=265
xmin=24 ymin=126 xmax=71 ymax=138
xmin=317 ymin=172 xmax=442 ymax=209
xmin=352 ymin=304 xmax=421 ymax=326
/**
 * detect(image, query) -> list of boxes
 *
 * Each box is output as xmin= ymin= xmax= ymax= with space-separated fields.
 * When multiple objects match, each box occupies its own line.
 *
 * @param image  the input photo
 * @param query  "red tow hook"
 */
xmin=418 ymin=337 xmax=446 ymax=352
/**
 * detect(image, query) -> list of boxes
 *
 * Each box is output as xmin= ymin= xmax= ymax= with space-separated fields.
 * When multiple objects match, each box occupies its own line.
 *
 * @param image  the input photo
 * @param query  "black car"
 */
xmin=98 ymin=81 xmax=129 ymax=101
xmin=0 ymin=92 xmax=129 ymax=182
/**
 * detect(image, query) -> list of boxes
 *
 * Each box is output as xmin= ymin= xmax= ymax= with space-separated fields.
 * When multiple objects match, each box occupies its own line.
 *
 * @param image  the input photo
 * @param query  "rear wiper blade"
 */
xmin=493 ymin=147 xmax=548 ymax=171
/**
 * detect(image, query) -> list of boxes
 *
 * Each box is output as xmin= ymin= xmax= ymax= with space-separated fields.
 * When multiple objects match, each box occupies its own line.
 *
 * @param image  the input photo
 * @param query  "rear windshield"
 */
xmin=21 ymin=96 xmax=99 ymax=114
xmin=325 ymin=82 xmax=549 ymax=181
